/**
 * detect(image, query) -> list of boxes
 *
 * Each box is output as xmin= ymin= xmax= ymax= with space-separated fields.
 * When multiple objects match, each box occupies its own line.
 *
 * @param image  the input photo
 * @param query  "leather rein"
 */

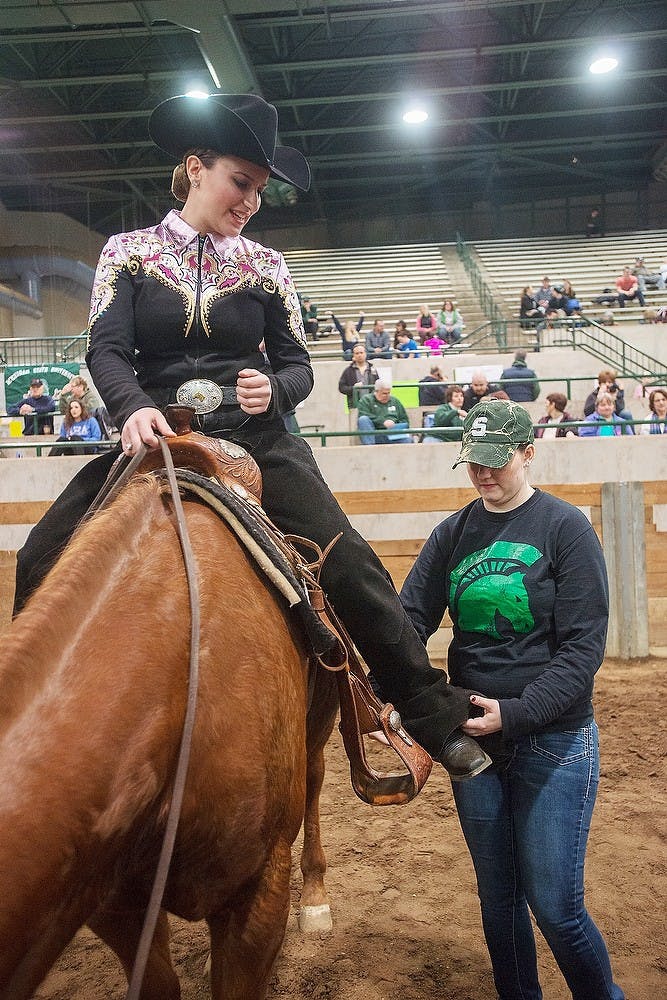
xmin=88 ymin=439 xmax=202 ymax=1000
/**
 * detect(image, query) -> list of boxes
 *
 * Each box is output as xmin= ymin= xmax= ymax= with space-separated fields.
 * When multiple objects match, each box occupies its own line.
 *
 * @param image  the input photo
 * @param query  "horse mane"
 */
xmin=1 ymin=475 xmax=169 ymax=720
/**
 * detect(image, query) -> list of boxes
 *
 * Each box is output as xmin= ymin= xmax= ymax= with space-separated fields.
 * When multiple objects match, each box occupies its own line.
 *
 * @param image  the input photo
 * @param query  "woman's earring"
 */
xmin=523 ymin=461 xmax=531 ymax=468
xmin=191 ymin=179 xmax=200 ymax=188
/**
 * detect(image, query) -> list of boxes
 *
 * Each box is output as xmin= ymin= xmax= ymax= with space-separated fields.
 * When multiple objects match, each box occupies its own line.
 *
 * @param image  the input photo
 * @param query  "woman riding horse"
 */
xmin=13 ymin=92 xmax=489 ymax=781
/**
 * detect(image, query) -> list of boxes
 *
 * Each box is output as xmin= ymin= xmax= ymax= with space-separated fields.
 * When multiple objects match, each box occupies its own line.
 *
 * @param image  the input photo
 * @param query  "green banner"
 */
xmin=3 ymin=363 xmax=80 ymax=407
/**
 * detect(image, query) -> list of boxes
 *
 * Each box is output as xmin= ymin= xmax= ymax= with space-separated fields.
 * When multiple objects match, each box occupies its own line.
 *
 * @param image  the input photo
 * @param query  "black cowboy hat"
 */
xmin=149 ymin=93 xmax=311 ymax=191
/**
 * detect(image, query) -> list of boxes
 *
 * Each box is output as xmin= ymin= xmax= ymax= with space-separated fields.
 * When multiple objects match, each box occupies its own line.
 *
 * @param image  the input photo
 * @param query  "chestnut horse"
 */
xmin=0 ymin=471 xmax=338 ymax=999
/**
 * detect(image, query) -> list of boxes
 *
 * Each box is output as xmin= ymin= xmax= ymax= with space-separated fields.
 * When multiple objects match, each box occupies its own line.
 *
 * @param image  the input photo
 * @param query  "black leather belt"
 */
xmin=175 ymin=378 xmax=238 ymax=414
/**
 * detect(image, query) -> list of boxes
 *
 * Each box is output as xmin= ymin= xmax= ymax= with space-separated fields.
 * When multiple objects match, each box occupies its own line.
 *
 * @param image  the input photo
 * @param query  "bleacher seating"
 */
xmin=284 ymin=231 xmax=667 ymax=358
xmin=284 ymin=244 xmax=460 ymax=355
xmin=473 ymin=230 xmax=667 ymax=325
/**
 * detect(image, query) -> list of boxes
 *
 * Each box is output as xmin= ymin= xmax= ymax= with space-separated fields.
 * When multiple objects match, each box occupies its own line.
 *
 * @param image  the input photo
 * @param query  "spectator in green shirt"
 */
xmin=357 ymin=379 xmax=411 ymax=444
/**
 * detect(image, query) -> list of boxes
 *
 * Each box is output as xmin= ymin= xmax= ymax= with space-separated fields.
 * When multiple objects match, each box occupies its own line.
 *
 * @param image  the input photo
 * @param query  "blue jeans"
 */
xmin=357 ymin=415 xmax=411 ymax=445
xmin=452 ymin=722 xmax=624 ymax=1000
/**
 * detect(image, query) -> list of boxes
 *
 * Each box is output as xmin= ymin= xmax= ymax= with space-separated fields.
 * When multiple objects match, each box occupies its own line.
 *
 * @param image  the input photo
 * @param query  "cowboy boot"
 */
xmin=436 ymin=732 xmax=492 ymax=781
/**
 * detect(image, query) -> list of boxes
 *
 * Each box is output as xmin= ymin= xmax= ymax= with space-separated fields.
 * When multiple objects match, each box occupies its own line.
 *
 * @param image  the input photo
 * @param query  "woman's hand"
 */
xmin=121 ymin=407 xmax=176 ymax=454
xmin=236 ymin=368 xmax=272 ymax=414
xmin=461 ymin=695 xmax=502 ymax=735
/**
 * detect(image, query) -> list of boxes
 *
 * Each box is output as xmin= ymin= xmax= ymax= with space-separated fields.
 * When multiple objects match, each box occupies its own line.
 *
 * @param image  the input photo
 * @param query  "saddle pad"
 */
xmin=157 ymin=468 xmax=338 ymax=657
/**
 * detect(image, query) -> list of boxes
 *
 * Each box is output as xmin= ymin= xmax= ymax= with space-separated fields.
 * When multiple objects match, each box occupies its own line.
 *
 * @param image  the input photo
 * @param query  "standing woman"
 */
xmin=12 ymin=92 xmax=488 ymax=781
xmin=400 ymin=399 xmax=624 ymax=1000
xmin=330 ymin=310 xmax=365 ymax=359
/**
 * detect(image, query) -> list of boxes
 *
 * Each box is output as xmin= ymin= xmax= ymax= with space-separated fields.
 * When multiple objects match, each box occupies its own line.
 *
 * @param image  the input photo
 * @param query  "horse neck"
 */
xmin=0 ymin=477 xmax=186 ymax=824
xmin=0 ymin=478 xmax=191 ymax=957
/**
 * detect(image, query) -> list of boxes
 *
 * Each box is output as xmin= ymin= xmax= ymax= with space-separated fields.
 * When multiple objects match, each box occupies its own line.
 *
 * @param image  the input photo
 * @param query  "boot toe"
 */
xmin=437 ymin=734 xmax=492 ymax=781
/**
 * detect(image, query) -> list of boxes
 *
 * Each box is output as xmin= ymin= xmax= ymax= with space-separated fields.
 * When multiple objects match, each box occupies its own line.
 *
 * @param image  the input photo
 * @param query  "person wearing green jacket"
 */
xmin=424 ymin=385 xmax=468 ymax=442
xmin=357 ymin=379 xmax=411 ymax=444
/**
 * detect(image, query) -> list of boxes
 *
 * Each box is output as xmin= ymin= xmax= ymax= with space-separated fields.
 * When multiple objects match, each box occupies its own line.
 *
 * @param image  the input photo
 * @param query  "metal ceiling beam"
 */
xmin=256 ymin=30 xmax=667 ymax=73
xmin=0 ymin=131 xmax=654 ymax=185
xmin=0 ymin=25 xmax=188 ymax=45
xmin=235 ymin=0 xmax=652 ymax=28
xmin=6 ymin=70 xmax=192 ymax=89
xmin=271 ymin=68 xmax=667 ymax=107
xmin=2 ymin=66 xmax=664 ymax=107
xmin=2 ymin=102 xmax=665 ymax=154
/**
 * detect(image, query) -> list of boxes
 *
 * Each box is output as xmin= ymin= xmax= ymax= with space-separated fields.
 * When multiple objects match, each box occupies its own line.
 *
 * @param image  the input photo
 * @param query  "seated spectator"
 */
xmin=49 ymin=399 xmax=102 ymax=456
xmin=437 ymin=299 xmax=464 ymax=344
xmin=462 ymin=371 xmax=499 ymax=411
xmin=534 ymin=392 xmax=578 ymax=438
xmin=500 ymin=350 xmax=540 ymax=402
xmin=338 ymin=344 xmax=379 ymax=407
xmin=583 ymin=370 xmax=633 ymax=423
xmin=424 ymin=386 xmax=467 ymax=442
xmin=6 ymin=378 xmax=56 ymax=435
xmin=615 ymin=266 xmax=645 ymax=308
xmin=547 ymin=286 xmax=570 ymax=316
xmin=535 ymin=276 xmax=553 ymax=312
xmin=57 ymin=374 xmax=101 ymax=415
xmin=580 ymin=392 xmax=633 ymax=436
xmin=396 ymin=331 xmax=420 ymax=358
xmin=519 ymin=285 xmax=541 ymax=326
xmin=585 ymin=207 xmax=604 ymax=238
xmin=331 ymin=310 xmax=365 ymax=359
xmin=632 ymin=257 xmax=666 ymax=295
xmin=392 ymin=319 xmax=408 ymax=351
xmin=560 ymin=279 xmax=581 ymax=315
xmin=423 ymin=332 xmax=448 ymax=355
xmin=300 ymin=296 xmax=319 ymax=339
xmin=640 ymin=388 xmax=667 ymax=435
xmin=418 ymin=366 xmax=448 ymax=406
xmin=415 ymin=305 xmax=437 ymax=344
xmin=365 ymin=319 xmax=393 ymax=359
xmin=357 ymin=380 xmax=411 ymax=445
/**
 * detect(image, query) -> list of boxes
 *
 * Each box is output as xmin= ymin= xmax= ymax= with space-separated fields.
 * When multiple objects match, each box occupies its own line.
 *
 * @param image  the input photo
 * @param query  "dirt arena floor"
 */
xmin=34 ymin=657 xmax=666 ymax=1000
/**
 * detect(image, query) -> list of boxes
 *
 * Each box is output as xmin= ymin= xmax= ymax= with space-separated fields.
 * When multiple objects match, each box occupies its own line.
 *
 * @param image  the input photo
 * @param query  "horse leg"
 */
xmin=207 ymin=839 xmax=292 ymax=1000
xmin=87 ymin=905 xmax=180 ymax=1000
xmin=298 ymin=667 xmax=337 ymax=934
xmin=298 ymin=741 xmax=333 ymax=933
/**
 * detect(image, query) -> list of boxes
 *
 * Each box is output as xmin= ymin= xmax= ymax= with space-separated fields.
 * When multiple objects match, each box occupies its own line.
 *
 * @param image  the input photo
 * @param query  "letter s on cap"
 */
xmin=471 ymin=416 xmax=488 ymax=437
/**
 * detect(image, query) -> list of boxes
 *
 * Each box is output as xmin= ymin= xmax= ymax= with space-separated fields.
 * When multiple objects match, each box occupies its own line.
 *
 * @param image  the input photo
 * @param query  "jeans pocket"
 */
xmin=529 ymin=724 xmax=593 ymax=764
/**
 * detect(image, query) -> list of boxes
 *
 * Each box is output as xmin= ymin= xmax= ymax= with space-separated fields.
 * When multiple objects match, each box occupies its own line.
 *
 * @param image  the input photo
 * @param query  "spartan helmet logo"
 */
xmin=449 ymin=541 xmax=542 ymax=639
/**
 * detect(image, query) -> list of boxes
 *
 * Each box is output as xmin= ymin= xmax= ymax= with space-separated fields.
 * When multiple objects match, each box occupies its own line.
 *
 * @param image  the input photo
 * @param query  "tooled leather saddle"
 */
xmin=98 ymin=405 xmax=433 ymax=806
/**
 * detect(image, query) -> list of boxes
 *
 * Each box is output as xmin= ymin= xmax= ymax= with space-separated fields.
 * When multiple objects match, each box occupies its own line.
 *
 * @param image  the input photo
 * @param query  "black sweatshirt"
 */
xmin=400 ymin=489 xmax=609 ymax=738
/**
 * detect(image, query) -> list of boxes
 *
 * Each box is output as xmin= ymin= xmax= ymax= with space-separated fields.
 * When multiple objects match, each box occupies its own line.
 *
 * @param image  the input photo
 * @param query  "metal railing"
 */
xmin=0 ymin=439 xmax=116 ymax=457
xmin=350 ymin=373 xmax=666 ymax=409
xmin=0 ymin=417 xmax=659 ymax=454
xmin=461 ymin=317 xmax=667 ymax=379
xmin=455 ymin=232 xmax=507 ymax=347
xmin=0 ymin=334 xmax=87 ymax=366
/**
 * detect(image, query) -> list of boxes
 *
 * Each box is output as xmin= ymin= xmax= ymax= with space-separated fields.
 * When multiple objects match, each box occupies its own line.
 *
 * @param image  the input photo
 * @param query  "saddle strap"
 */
xmin=307 ymin=584 xmax=433 ymax=806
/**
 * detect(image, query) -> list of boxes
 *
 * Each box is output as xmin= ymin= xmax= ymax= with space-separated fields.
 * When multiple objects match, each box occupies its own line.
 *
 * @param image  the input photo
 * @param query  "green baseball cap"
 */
xmin=452 ymin=399 xmax=534 ymax=469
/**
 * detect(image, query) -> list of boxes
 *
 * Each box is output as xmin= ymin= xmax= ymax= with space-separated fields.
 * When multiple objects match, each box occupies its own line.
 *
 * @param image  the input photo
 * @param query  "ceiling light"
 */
xmin=403 ymin=108 xmax=429 ymax=124
xmin=589 ymin=57 xmax=619 ymax=75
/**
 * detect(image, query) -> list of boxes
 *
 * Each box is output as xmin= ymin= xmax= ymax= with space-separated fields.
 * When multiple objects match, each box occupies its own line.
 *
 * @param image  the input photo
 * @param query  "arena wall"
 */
xmin=1 ymin=440 xmax=665 ymax=658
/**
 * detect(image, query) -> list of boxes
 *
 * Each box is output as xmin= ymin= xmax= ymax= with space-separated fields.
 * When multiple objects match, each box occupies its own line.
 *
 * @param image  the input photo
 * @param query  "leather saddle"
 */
xmin=115 ymin=405 xmax=434 ymax=806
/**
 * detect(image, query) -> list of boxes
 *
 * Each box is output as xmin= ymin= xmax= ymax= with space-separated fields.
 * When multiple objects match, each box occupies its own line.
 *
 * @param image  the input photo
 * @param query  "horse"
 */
xmin=0 ymin=443 xmax=340 ymax=999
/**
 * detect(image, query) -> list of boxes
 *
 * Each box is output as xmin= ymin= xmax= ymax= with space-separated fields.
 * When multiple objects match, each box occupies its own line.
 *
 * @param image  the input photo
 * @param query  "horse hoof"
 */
xmin=298 ymin=904 xmax=333 ymax=933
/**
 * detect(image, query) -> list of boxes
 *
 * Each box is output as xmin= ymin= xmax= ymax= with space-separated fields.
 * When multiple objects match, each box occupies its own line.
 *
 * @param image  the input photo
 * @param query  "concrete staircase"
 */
xmin=438 ymin=244 xmax=490 ymax=330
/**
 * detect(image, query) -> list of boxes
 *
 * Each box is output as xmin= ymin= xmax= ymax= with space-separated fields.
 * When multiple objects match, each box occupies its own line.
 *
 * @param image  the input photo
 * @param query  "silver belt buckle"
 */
xmin=175 ymin=378 xmax=224 ymax=414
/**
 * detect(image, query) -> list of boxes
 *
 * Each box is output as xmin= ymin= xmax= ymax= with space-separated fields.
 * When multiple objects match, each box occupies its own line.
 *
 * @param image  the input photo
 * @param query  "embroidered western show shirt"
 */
xmin=86 ymin=210 xmax=312 ymax=432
